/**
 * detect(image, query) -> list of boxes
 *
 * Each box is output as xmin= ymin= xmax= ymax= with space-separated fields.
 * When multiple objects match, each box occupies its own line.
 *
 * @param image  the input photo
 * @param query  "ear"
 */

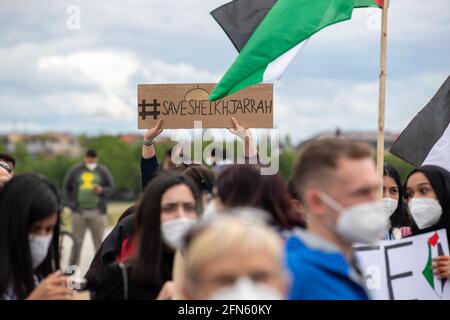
xmin=304 ymin=189 xmax=327 ymax=217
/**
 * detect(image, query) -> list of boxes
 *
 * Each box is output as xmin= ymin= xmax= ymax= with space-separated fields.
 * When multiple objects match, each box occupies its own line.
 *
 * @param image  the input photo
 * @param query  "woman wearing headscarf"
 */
xmin=405 ymin=165 xmax=450 ymax=279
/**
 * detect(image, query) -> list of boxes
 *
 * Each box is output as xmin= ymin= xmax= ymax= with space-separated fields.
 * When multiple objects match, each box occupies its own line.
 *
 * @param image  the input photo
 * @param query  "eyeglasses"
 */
xmin=0 ymin=161 xmax=11 ymax=174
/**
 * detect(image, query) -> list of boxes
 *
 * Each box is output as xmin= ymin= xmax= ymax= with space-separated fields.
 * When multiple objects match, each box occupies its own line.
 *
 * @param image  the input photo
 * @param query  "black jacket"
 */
xmin=85 ymin=213 xmax=136 ymax=289
xmin=93 ymin=251 xmax=174 ymax=300
xmin=85 ymin=155 xmax=160 ymax=287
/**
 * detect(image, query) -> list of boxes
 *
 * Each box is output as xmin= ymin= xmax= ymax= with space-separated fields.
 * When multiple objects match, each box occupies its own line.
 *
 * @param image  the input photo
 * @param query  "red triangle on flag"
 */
xmin=374 ymin=0 xmax=384 ymax=7
xmin=428 ymin=232 xmax=440 ymax=247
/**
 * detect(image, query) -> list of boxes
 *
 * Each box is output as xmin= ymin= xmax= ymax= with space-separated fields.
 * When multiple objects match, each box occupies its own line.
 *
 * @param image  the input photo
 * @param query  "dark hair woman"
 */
xmin=383 ymin=163 xmax=413 ymax=239
xmin=214 ymin=165 xmax=306 ymax=233
xmin=406 ymin=165 xmax=450 ymax=280
xmin=183 ymin=165 xmax=216 ymax=205
xmin=93 ymin=172 xmax=202 ymax=300
xmin=0 ymin=174 xmax=73 ymax=300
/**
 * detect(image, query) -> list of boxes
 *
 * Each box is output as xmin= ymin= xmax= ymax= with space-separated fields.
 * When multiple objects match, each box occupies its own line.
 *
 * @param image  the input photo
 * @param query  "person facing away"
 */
xmin=93 ymin=172 xmax=202 ymax=300
xmin=0 ymin=174 xmax=73 ymax=300
xmin=182 ymin=211 xmax=289 ymax=300
xmin=405 ymin=165 xmax=450 ymax=280
xmin=204 ymin=164 xmax=306 ymax=236
xmin=62 ymin=149 xmax=114 ymax=265
xmin=382 ymin=163 xmax=413 ymax=240
xmin=287 ymin=138 xmax=389 ymax=300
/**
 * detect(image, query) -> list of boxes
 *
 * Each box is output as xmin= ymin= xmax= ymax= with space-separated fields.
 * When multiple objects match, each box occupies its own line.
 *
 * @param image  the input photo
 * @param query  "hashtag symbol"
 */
xmin=139 ymin=99 xmax=161 ymax=120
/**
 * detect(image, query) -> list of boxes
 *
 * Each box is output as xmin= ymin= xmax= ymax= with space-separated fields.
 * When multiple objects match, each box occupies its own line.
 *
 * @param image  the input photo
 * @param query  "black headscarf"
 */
xmin=406 ymin=165 xmax=450 ymax=246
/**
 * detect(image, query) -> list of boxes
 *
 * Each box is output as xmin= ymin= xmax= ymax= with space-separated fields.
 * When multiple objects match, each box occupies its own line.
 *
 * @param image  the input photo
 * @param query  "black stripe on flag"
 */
xmin=390 ymin=75 xmax=450 ymax=167
xmin=210 ymin=0 xmax=277 ymax=52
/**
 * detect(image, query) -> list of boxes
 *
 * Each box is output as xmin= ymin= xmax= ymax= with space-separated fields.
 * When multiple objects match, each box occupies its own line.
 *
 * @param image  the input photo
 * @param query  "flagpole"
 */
xmin=377 ymin=0 xmax=389 ymax=199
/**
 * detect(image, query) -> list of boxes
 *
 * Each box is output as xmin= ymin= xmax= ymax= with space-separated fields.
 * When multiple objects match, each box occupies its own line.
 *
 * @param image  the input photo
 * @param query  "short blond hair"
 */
xmin=183 ymin=209 xmax=285 ymax=289
xmin=294 ymin=138 xmax=373 ymax=198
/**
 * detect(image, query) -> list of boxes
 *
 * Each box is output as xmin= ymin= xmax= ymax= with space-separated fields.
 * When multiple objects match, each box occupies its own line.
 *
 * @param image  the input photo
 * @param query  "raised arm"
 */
xmin=228 ymin=117 xmax=258 ymax=163
xmin=141 ymin=119 xmax=163 ymax=190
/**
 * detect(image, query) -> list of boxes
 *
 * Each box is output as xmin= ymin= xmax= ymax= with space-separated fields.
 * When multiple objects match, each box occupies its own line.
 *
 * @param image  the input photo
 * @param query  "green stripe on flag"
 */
xmin=209 ymin=0 xmax=381 ymax=101
xmin=423 ymin=244 xmax=435 ymax=289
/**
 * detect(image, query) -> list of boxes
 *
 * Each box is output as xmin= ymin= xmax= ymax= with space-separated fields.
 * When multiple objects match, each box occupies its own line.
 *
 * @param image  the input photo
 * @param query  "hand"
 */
xmin=228 ymin=117 xmax=251 ymax=140
xmin=433 ymin=256 xmax=450 ymax=279
xmin=156 ymin=281 xmax=174 ymax=300
xmin=26 ymin=272 xmax=74 ymax=300
xmin=228 ymin=117 xmax=257 ymax=159
xmin=144 ymin=119 xmax=163 ymax=143
xmin=93 ymin=185 xmax=103 ymax=194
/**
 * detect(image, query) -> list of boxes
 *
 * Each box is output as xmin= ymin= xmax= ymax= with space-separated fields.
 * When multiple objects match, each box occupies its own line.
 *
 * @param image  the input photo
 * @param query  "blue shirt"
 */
xmin=285 ymin=229 xmax=369 ymax=300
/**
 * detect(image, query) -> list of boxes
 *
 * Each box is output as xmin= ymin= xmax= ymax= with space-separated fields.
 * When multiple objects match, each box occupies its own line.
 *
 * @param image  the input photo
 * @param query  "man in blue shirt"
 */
xmin=286 ymin=139 xmax=388 ymax=300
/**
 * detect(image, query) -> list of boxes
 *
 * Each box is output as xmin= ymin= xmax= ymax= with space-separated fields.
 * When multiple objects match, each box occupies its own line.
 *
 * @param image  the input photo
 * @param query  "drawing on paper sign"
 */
xmin=422 ymin=231 xmax=447 ymax=298
xmin=139 ymin=99 xmax=161 ymax=120
xmin=184 ymin=86 xmax=210 ymax=101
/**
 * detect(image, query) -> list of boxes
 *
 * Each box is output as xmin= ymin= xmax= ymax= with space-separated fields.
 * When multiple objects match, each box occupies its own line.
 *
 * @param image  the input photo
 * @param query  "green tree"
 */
xmin=384 ymin=152 xmax=415 ymax=183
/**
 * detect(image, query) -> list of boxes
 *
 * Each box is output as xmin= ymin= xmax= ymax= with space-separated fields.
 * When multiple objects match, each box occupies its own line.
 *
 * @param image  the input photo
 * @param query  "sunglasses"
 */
xmin=0 ymin=161 xmax=11 ymax=174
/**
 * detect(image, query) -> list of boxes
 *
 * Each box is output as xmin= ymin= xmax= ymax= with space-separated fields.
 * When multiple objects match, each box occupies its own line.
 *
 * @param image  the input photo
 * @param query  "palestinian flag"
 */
xmin=422 ymin=232 xmax=447 ymax=298
xmin=209 ymin=0 xmax=383 ymax=101
xmin=390 ymin=76 xmax=450 ymax=172
xmin=211 ymin=0 xmax=278 ymax=52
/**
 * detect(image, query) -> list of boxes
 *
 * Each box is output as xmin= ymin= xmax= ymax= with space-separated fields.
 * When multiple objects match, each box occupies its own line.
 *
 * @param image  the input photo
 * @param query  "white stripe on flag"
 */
xmin=262 ymin=38 xmax=310 ymax=82
xmin=423 ymin=122 xmax=450 ymax=172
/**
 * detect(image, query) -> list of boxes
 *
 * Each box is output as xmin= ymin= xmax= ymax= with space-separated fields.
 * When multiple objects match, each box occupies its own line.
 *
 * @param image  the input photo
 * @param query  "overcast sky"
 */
xmin=0 ymin=0 xmax=449 ymax=142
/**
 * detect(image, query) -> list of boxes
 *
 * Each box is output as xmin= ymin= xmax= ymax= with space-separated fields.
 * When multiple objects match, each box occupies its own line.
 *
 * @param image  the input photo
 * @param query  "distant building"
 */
xmin=119 ymin=134 xmax=142 ymax=145
xmin=297 ymin=129 xmax=399 ymax=150
xmin=2 ymin=132 xmax=83 ymax=157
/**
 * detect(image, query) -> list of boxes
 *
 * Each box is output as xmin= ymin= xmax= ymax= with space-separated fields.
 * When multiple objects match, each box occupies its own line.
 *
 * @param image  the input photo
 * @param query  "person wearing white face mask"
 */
xmin=382 ymin=163 xmax=414 ymax=240
xmin=63 ymin=149 xmax=115 ymax=265
xmin=181 ymin=213 xmax=288 ymax=300
xmin=93 ymin=172 xmax=202 ymax=300
xmin=286 ymin=139 xmax=387 ymax=300
xmin=0 ymin=174 xmax=74 ymax=300
xmin=86 ymin=121 xmax=217 ymax=291
xmin=406 ymin=165 xmax=450 ymax=280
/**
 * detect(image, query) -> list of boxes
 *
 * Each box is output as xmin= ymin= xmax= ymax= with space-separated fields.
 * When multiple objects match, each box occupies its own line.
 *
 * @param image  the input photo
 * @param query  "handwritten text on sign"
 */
xmin=137 ymin=83 xmax=273 ymax=129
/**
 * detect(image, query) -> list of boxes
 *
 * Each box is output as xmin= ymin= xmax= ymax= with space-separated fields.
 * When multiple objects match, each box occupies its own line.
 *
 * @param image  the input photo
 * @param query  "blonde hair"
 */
xmin=184 ymin=209 xmax=285 ymax=289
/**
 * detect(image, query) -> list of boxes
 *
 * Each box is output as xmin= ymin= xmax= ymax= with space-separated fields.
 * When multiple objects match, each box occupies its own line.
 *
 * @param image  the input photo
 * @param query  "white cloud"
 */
xmin=140 ymin=60 xmax=220 ymax=83
xmin=274 ymin=71 xmax=449 ymax=142
xmin=37 ymin=50 xmax=139 ymax=92
xmin=0 ymin=48 xmax=220 ymax=133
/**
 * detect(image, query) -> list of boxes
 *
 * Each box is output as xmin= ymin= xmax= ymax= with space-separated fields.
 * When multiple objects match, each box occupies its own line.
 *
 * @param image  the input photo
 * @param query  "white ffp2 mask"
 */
xmin=86 ymin=163 xmax=98 ymax=171
xmin=409 ymin=198 xmax=442 ymax=229
xmin=29 ymin=234 xmax=53 ymax=269
xmin=209 ymin=277 xmax=283 ymax=300
xmin=161 ymin=218 xmax=197 ymax=250
xmin=383 ymin=197 xmax=398 ymax=217
xmin=320 ymin=193 xmax=388 ymax=244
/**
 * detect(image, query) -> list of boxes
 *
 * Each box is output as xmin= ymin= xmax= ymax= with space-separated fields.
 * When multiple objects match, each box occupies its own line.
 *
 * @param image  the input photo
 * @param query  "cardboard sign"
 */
xmin=353 ymin=229 xmax=450 ymax=300
xmin=137 ymin=83 xmax=273 ymax=129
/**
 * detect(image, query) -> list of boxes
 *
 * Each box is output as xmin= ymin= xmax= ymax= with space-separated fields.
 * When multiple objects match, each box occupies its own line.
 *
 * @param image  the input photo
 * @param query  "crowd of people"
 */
xmin=1 ymin=117 xmax=450 ymax=300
